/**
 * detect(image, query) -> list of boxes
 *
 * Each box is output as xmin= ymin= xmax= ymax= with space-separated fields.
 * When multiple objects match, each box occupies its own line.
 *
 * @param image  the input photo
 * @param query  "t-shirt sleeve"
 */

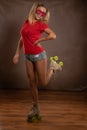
xmin=40 ymin=22 xmax=48 ymax=32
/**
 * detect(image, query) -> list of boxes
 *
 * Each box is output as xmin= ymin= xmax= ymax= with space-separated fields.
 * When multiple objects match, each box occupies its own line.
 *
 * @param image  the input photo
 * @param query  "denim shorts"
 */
xmin=25 ymin=51 xmax=47 ymax=62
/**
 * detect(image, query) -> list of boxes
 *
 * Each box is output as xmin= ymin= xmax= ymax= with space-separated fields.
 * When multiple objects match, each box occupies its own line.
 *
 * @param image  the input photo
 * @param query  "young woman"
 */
xmin=13 ymin=2 xmax=62 ymax=121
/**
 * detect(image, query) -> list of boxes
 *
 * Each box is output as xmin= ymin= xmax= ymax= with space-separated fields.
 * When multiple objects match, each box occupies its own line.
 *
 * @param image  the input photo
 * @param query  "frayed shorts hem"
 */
xmin=25 ymin=51 xmax=47 ymax=62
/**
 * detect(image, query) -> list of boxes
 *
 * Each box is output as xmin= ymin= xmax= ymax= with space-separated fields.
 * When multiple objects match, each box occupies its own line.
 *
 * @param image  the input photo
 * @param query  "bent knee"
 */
xmin=39 ymin=80 xmax=48 ymax=87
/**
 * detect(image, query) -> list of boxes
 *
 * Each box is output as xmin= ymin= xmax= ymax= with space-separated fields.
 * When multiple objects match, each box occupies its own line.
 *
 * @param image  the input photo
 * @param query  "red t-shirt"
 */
xmin=20 ymin=20 xmax=48 ymax=54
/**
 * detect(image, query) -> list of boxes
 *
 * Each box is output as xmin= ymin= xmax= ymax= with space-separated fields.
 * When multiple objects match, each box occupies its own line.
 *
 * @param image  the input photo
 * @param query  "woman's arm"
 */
xmin=35 ymin=28 xmax=56 ymax=44
xmin=15 ymin=37 xmax=23 ymax=55
xmin=13 ymin=37 xmax=23 ymax=64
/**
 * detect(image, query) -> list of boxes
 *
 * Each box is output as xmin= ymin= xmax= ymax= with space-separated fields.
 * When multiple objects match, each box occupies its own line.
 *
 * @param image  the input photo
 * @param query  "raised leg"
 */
xmin=35 ymin=58 xmax=53 ymax=86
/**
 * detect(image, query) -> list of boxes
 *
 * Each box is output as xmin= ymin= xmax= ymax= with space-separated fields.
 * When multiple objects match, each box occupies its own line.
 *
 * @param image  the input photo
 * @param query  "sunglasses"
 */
xmin=35 ymin=9 xmax=46 ymax=17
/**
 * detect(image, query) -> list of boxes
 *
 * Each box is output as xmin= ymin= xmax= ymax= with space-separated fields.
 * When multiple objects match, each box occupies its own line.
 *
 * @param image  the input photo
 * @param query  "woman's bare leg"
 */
xmin=35 ymin=58 xmax=53 ymax=86
xmin=25 ymin=61 xmax=39 ymax=104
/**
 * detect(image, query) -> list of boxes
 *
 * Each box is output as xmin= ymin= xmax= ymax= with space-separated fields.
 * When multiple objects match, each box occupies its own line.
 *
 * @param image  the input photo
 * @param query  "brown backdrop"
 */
xmin=0 ymin=0 xmax=87 ymax=90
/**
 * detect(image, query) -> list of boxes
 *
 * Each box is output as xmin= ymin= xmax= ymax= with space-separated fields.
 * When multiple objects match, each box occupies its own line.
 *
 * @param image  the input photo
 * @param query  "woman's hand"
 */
xmin=34 ymin=39 xmax=40 ymax=45
xmin=13 ymin=54 xmax=19 ymax=64
xmin=34 ymin=40 xmax=42 ymax=47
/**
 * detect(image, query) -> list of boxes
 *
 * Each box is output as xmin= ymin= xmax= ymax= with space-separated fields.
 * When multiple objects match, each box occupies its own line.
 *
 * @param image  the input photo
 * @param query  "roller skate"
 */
xmin=50 ymin=56 xmax=63 ymax=71
xmin=27 ymin=103 xmax=42 ymax=122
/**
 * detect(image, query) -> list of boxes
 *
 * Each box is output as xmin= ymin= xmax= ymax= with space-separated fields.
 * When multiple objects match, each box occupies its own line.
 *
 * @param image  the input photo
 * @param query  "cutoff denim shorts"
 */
xmin=25 ymin=51 xmax=47 ymax=62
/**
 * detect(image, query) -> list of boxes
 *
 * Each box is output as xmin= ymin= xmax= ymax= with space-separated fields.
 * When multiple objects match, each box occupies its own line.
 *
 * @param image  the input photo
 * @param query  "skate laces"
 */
xmin=29 ymin=106 xmax=35 ymax=116
xmin=28 ymin=103 xmax=40 ymax=117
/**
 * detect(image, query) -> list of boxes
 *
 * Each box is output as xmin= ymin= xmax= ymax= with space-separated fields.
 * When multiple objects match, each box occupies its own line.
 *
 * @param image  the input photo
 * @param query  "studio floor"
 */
xmin=0 ymin=89 xmax=87 ymax=130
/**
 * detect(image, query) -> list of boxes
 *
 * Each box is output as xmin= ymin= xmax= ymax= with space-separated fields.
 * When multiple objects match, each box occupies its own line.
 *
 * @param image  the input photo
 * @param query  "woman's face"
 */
xmin=35 ymin=6 xmax=46 ymax=20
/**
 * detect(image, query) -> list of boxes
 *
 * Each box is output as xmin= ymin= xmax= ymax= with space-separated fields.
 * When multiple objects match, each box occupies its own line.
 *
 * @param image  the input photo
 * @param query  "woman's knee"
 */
xmin=39 ymin=79 xmax=47 ymax=87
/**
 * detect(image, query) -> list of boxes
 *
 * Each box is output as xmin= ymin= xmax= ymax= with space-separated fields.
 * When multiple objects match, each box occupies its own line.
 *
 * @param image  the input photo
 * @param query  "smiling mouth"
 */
xmin=36 ymin=15 xmax=42 ymax=19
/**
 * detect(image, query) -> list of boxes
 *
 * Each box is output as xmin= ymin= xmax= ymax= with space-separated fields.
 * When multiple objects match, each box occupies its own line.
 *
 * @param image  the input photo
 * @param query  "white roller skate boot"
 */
xmin=50 ymin=60 xmax=62 ymax=71
xmin=27 ymin=103 xmax=42 ymax=122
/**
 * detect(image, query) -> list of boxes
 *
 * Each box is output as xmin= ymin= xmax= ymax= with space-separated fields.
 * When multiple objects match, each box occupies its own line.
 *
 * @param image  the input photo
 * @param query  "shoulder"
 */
xmin=22 ymin=19 xmax=29 ymax=25
xmin=39 ymin=21 xmax=48 ymax=30
xmin=24 ymin=19 xmax=28 ymax=23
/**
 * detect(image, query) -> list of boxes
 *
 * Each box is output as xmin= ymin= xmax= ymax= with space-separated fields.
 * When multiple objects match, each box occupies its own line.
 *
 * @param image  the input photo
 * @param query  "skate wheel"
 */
xmin=53 ymin=56 xmax=58 ymax=61
xmin=27 ymin=115 xmax=42 ymax=122
xmin=27 ymin=116 xmax=36 ymax=122
xmin=50 ymin=57 xmax=53 ymax=61
xmin=36 ymin=115 xmax=42 ymax=120
xmin=59 ymin=61 xmax=63 ymax=66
